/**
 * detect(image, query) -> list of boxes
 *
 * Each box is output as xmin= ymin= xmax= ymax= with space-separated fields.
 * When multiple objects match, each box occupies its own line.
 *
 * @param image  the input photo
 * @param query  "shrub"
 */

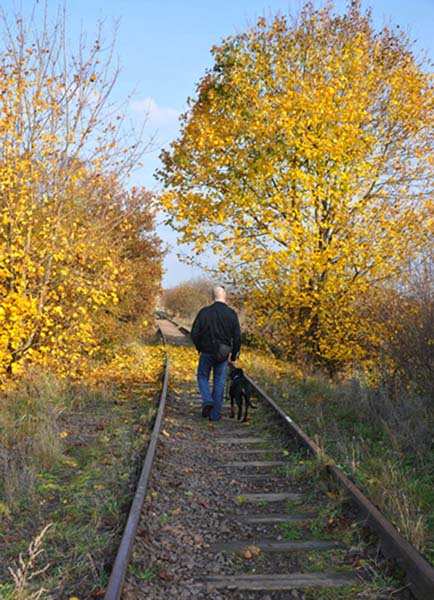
xmin=162 ymin=278 xmax=214 ymax=323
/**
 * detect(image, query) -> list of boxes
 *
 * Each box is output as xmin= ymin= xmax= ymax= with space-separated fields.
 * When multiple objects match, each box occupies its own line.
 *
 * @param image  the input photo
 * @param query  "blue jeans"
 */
xmin=197 ymin=353 xmax=228 ymax=421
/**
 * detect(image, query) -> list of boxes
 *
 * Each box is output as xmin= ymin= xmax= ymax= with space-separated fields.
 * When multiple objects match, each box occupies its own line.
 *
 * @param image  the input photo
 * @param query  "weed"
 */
xmin=7 ymin=523 xmax=51 ymax=600
xmin=128 ymin=564 xmax=157 ymax=582
xmin=299 ymin=548 xmax=349 ymax=572
xmin=279 ymin=523 xmax=302 ymax=541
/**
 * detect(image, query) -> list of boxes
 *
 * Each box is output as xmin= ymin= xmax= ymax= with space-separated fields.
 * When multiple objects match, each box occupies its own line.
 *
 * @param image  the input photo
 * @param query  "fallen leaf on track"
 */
xmin=242 ymin=545 xmax=261 ymax=559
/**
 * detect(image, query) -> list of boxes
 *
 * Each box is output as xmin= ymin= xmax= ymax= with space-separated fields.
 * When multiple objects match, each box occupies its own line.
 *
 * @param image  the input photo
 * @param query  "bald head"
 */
xmin=212 ymin=285 xmax=226 ymax=303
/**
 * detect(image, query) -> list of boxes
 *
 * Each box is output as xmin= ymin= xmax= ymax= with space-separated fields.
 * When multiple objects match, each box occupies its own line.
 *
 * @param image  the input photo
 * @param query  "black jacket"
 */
xmin=191 ymin=301 xmax=241 ymax=361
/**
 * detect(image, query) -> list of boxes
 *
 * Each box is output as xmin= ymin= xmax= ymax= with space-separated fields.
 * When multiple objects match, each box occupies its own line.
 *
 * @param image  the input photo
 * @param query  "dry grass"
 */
xmin=344 ymin=378 xmax=432 ymax=463
xmin=0 ymin=370 xmax=66 ymax=508
xmin=4 ymin=524 xmax=51 ymax=600
xmin=369 ymin=460 xmax=426 ymax=551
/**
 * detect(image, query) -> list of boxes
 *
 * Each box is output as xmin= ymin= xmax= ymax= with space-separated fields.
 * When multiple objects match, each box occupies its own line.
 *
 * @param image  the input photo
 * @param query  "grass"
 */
xmin=0 ymin=371 xmax=66 ymax=509
xmin=127 ymin=564 xmax=157 ymax=582
xmin=0 ymin=339 xmax=165 ymax=598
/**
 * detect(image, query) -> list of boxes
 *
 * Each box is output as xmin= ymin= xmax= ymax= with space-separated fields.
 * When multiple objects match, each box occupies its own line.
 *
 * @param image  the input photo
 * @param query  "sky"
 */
xmin=2 ymin=0 xmax=434 ymax=287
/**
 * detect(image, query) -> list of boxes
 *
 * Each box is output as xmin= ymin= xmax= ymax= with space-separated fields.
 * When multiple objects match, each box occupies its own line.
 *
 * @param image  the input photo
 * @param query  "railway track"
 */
xmin=104 ymin=317 xmax=434 ymax=599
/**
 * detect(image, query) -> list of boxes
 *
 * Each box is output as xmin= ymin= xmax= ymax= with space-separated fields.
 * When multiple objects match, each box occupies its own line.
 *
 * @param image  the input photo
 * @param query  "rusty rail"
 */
xmin=104 ymin=327 xmax=170 ymax=600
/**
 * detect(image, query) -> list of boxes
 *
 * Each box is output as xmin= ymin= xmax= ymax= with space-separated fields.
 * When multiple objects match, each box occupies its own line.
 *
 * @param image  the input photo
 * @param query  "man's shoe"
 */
xmin=201 ymin=404 xmax=213 ymax=418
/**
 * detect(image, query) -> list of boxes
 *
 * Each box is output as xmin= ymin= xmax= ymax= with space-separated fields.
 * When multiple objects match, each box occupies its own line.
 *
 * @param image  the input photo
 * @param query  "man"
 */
xmin=191 ymin=285 xmax=241 ymax=422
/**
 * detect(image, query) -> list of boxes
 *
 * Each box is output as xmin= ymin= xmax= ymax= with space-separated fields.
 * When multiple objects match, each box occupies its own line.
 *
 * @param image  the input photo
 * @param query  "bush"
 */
xmin=162 ymin=278 xmax=214 ymax=323
xmin=367 ymin=258 xmax=434 ymax=399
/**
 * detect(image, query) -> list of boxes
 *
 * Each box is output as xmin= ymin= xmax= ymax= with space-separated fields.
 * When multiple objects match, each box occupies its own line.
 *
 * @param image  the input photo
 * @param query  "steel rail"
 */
xmin=170 ymin=317 xmax=434 ymax=600
xmin=104 ymin=327 xmax=170 ymax=600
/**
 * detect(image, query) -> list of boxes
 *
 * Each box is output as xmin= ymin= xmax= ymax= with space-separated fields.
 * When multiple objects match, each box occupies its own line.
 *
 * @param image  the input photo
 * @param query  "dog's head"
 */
xmin=229 ymin=366 xmax=244 ymax=381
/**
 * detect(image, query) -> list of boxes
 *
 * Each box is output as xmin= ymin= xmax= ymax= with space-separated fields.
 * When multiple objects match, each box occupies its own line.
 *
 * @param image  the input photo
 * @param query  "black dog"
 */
xmin=228 ymin=367 xmax=255 ymax=422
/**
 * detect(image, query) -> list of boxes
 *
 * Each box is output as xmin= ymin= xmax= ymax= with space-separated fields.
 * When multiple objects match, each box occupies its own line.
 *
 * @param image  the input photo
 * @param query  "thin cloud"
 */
xmin=131 ymin=97 xmax=181 ymax=128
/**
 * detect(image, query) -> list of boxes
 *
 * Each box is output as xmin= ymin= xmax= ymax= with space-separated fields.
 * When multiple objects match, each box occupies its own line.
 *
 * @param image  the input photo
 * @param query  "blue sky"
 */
xmin=3 ymin=0 xmax=434 ymax=286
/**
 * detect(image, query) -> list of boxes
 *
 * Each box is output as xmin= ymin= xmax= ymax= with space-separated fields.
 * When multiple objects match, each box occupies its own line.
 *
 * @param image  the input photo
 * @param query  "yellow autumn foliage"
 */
xmin=167 ymin=344 xmax=199 ymax=384
xmin=85 ymin=342 xmax=166 ymax=395
xmin=159 ymin=2 xmax=433 ymax=372
xmin=0 ymin=8 xmax=162 ymax=383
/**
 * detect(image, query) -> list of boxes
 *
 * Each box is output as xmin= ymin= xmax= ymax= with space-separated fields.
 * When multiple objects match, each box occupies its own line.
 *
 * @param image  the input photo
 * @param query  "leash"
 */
xmin=224 ymin=371 xmax=230 ymax=401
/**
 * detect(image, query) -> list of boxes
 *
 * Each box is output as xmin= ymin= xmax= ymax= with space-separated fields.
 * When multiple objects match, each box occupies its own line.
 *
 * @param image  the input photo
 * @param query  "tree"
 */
xmin=163 ymin=278 xmax=214 ymax=322
xmin=91 ymin=181 xmax=163 ymax=343
xmin=159 ymin=1 xmax=434 ymax=371
xmin=0 ymin=4 xmax=162 ymax=381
